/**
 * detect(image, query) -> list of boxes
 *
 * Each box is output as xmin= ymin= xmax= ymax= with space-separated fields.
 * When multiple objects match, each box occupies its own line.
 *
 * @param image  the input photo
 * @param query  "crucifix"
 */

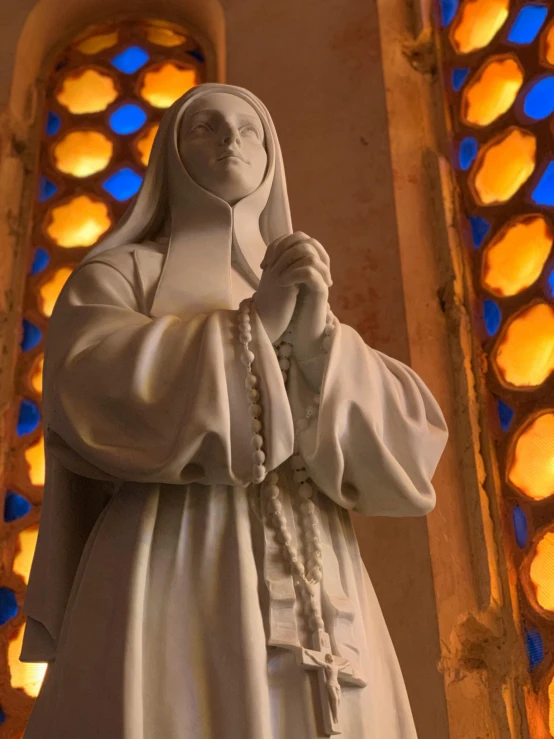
xmin=296 ymin=628 xmax=367 ymax=736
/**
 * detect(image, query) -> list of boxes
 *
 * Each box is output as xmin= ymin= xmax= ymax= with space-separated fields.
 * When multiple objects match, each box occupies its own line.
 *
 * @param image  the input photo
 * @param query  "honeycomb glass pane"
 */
xmin=8 ymin=625 xmax=46 ymax=697
xmin=31 ymin=355 xmax=44 ymax=395
xmin=523 ymin=77 xmax=554 ymax=120
xmin=140 ymin=63 xmax=198 ymax=108
xmin=462 ymin=56 xmax=524 ymax=127
xmin=530 ymin=531 xmax=554 ymax=609
xmin=509 ymin=413 xmax=554 ymax=500
xmin=136 ymin=123 xmax=159 ymax=166
xmin=109 ymin=104 xmax=147 ymax=135
xmin=508 ymin=5 xmax=548 ymax=45
xmin=76 ymin=31 xmax=119 ymax=55
xmin=544 ymin=20 xmax=554 ymax=67
xmin=494 ymin=302 xmax=554 ymax=387
xmin=13 ymin=525 xmax=39 ymax=585
xmin=56 ymin=68 xmax=118 ymax=114
xmin=111 ymin=46 xmax=149 ymax=75
xmin=38 ymin=267 xmax=74 ymax=317
xmin=471 ymin=128 xmax=536 ymax=205
xmin=53 ymin=131 xmax=114 ymax=177
xmin=25 ymin=435 xmax=45 ymax=487
xmin=46 ymin=195 xmax=111 ymax=248
xmin=451 ymin=0 xmax=510 ymax=54
xmin=482 ymin=215 xmax=553 ymax=296
xmin=145 ymin=24 xmax=186 ymax=47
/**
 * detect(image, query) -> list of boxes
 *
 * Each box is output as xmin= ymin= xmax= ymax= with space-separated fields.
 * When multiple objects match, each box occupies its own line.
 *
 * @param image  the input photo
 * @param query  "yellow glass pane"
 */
xmin=53 ymin=131 xmax=113 ymax=177
xmin=544 ymin=20 xmax=554 ymax=67
xmin=550 ymin=678 xmax=554 ymax=736
xmin=482 ymin=216 xmax=553 ymax=297
xmin=46 ymin=195 xmax=111 ymax=248
xmin=14 ymin=525 xmax=39 ymax=585
xmin=509 ymin=413 xmax=554 ymax=500
xmin=76 ymin=31 xmax=119 ymax=55
xmin=463 ymin=56 xmax=524 ymax=127
xmin=495 ymin=303 xmax=554 ymax=388
xmin=38 ymin=267 xmax=74 ymax=317
xmin=471 ymin=128 xmax=536 ymax=205
xmin=25 ymin=435 xmax=44 ymax=487
xmin=31 ymin=355 xmax=43 ymax=395
xmin=8 ymin=625 xmax=47 ymax=697
xmin=56 ymin=69 xmax=118 ymax=114
xmin=136 ymin=123 xmax=159 ymax=166
xmin=530 ymin=532 xmax=554 ymax=608
xmin=145 ymin=25 xmax=186 ymax=47
xmin=140 ymin=63 xmax=197 ymax=108
xmin=452 ymin=0 xmax=510 ymax=54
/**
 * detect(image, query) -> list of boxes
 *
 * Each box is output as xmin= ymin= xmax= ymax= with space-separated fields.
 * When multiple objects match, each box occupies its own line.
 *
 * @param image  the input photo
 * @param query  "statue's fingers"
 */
xmin=261 ymin=233 xmax=289 ymax=270
xmin=265 ymin=231 xmax=312 ymax=268
xmin=305 ymin=238 xmax=330 ymax=268
xmin=272 ymin=243 xmax=320 ymax=277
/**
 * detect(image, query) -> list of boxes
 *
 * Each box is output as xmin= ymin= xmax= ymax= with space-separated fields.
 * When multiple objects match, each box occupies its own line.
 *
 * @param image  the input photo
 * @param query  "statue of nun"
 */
xmin=21 ymin=83 xmax=448 ymax=739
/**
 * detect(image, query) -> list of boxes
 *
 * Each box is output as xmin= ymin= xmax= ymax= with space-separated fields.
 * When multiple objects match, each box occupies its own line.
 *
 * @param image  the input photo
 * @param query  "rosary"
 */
xmin=237 ymin=298 xmax=366 ymax=736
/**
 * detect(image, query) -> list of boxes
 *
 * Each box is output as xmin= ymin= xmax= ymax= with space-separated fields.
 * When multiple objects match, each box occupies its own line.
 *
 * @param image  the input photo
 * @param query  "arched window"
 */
xmin=2 ymin=17 xmax=207 ymax=734
xmin=436 ymin=1 xmax=554 ymax=735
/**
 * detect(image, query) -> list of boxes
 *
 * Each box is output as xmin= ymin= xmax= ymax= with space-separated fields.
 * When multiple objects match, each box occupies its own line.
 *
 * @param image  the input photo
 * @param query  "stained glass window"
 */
xmin=435 ymin=1 xmax=554 ymax=734
xmin=2 ymin=18 xmax=206 ymax=733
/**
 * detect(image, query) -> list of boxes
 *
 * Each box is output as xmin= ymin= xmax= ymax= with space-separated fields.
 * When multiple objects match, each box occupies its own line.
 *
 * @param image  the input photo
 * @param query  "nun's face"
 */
xmin=178 ymin=92 xmax=268 ymax=205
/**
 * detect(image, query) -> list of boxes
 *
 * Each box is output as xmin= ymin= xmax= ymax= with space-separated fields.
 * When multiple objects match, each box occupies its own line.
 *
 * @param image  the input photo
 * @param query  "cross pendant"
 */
xmin=296 ymin=629 xmax=366 ymax=736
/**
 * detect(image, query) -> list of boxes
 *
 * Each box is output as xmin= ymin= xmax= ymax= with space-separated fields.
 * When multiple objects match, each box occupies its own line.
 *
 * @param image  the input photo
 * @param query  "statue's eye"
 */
xmin=191 ymin=122 xmax=211 ymax=134
xmin=241 ymin=124 xmax=261 ymax=139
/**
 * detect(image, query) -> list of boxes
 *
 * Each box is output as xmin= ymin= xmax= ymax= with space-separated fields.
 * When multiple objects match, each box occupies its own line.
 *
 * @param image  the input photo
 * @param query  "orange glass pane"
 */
xmin=25 ymin=435 xmax=44 ymax=487
xmin=471 ymin=128 xmax=536 ymax=205
xmin=8 ymin=625 xmax=47 ymax=697
xmin=76 ymin=31 xmax=118 ymax=55
xmin=136 ymin=123 xmax=159 ymax=166
xmin=530 ymin=531 xmax=554 ymax=608
xmin=140 ymin=63 xmax=197 ymax=108
xmin=31 ymin=355 xmax=43 ymax=395
xmin=482 ymin=216 xmax=553 ymax=297
xmin=145 ymin=24 xmax=186 ymax=47
xmin=463 ymin=56 xmax=524 ymax=127
xmin=13 ymin=525 xmax=39 ymax=585
xmin=451 ymin=0 xmax=510 ymax=54
xmin=56 ymin=69 xmax=118 ymax=114
xmin=495 ymin=303 xmax=554 ymax=387
xmin=544 ymin=20 xmax=554 ymax=67
xmin=509 ymin=413 xmax=554 ymax=500
xmin=46 ymin=195 xmax=111 ymax=248
xmin=38 ymin=267 xmax=74 ymax=317
xmin=53 ymin=131 xmax=113 ymax=177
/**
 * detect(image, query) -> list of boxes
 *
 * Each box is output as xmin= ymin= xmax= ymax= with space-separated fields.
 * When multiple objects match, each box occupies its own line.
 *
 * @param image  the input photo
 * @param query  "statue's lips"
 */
xmin=217 ymin=152 xmax=247 ymax=163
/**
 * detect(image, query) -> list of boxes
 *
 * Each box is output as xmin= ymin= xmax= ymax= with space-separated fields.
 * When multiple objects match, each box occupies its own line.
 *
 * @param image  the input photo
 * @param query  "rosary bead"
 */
xmin=265 ymin=484 xmax=280 ymax=499
xmin=298 ymin=482 xmax=313 ymax=499
xmin=245 ymin=373 xmax=258 ymax=388
xmin=251 ymin=434 xmax=264 ymax=449
xmin=267 ymin=498 xmax=283 ymax=514
xmin=312 ymin=549 xmax=323 ymax=562
xmin=322 ymin=336 xmax=333 ymax=352
xmin=310 ymin=615 xmax=325 ymax=631
xmin=251 ymin=418 xmax=262 ymax=433
xmin=239 ymin=330 xmax=253 ymax=344
xmin=324 ymin=322 xmax=335 ymax=337
xmin=313 ymin=394 xmax=321 ymax=405
xmin=266 ymin=471 xmax=279 ymax=485
xmin=305 ymin=405 xmax=317 ymax=419
xmin=241 ymin=350 xmax=255 ymax=366
xmin=292 ymin=560 xmax=305 ymax=577
xmin=293 ymin=469 xmax=309 ymax=484
xmin=253 ymin=464 xmax=266 ymax=482
xmin=309 ymin=567 xmax=323 ymax=584
xmin=252 ymin=449 xmax=266 ymax=465
xmin=295 ymin=417 xmax=310 ymax=432
xmin=278 ymin=343 xmax=293 ymax=358
xmin=273 ymin=512 xmax=287 ymax=527
xmin=291 ymin=454 xmax=305 ymax=471
xmin=247 ymin=388 xmax=260 ymax=402
xmin=307 ymin=536 xmax=321 ymax=550
xmin=278 ymin=357 xmax=291 ymax=371
xmin=300 ymin=500 xmax=315 ymax=515
xmin=281 ymin=371 xmax=288 ymax=383
xmin=249 ymin=403 xmax=262 ymax=418
xmin=279 ymin=530 xmax=292 ymax=545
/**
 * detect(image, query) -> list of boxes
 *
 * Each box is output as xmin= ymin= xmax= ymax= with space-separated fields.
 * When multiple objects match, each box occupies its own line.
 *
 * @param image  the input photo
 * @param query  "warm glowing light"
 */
xmin=8 ymin=625 xmax=47 ymax=697
xmin=46 ymin=195 xmax=111 ymax=248
xmin=13 ymin=525 xmax=39 ymax=585
xmin=24 ymin=435 xmax=45 ymax=487
xmin=530 ymin=532 xmax=554 ymax=608
xmin=495 ymin=303 xmax=554 ymax=388
xmin=31 ymin=355 xmax=43 ymax=395
xmin=509 ymin=413 xmax=554 ymax=500
xmin=463 ymin=56 xmax=524 ymax=127
xmin=482 ymin=216 xmax=553 ymax=296
xmin=451 ymin=0 xmax=510 ymax=54
xmin=144 ymin=23 xmax=186 ymax=47
xmin=38 ymin=267 xmax=74 ymax=317
xmin=140 ymin=63 xmax=197 ymax=108
xmin=76 ymin=31 xmax=119 ymax=55
xmin=53 ymin=131 xmax=114 ymax=177
xmin=136 ymin=123 xmax=159 ymax=166
xmin=56 ymin=68 xmax=118 ymax=114
xmin=471 ymin=128 xmax=536 ymax=205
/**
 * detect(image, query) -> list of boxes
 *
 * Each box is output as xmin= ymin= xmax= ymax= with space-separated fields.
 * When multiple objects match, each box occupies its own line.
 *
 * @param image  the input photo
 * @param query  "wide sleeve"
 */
xmin=43 ymin=255 xmax=294 ymax=486
xmin=287 ymin=321 xmax=448 ymax=517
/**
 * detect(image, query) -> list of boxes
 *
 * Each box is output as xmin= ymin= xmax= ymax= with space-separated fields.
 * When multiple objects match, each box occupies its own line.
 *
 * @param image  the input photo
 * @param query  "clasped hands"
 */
xmin=254 ymin=232 xmax=332 ymax=363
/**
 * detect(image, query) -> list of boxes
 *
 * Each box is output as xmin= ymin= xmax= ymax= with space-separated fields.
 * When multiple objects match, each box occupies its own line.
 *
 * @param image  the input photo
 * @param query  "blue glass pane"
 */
xmin=187 ymin=48 xmax=205 ymax=63
xmin=508 ymin=5 xmax=548 ymax=44
xmin=46 ymin=111 xmax=61 ymax=136
xmin=548 ymin=269 xmax=554 ymax=297
xmin=39 ymin=176 xmax=57 ymax=202
xmin=16 ymin=399 xmax=40 ymax=437
xmin=523 ymin=77 xmax=554 ymax=120
xmin=483 ymin=299 xmax=501 ymax=336
xmin=0 ymin=588 xmax=18 ymax=625
xmin=0 ymin=706 xmax=5 ymax=724
xmin=21 ymin=320 xmax=42 ymax=352
xmin=4 ymin=491 xmax=32 ymax=523
xmin=440 ymin=0 xmax=459 ymax=26
xmin=525 ymin=627 xmax=544 ymax=669
xmin=111 ymin=46 xmax=149 ymax=74
xmin=469 ymin=216 xmax=491 ymax=248
xmin=30 ymin=247 xmax=50 ymax=275
xmin=459 ymin=137 xmax=478 ymax=170
xmin=109 ymin=104 xmax=147 ymax=135
xmin=532 ymin=162 xmax=554 ymax=206
xmin=512 ymin=505 xmax=528 ymax=548
xmin=497 ymin=398 xmax=514 ymax=432
xmin=102 ymin=168 xmax=143 ymax=201
xmin=452 ymin=68 xmax=470 ymax=91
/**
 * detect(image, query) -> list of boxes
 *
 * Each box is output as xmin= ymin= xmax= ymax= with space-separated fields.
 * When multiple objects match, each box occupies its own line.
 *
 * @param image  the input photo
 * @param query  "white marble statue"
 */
xmin=21 ymin=83 xmax=448 ymax=739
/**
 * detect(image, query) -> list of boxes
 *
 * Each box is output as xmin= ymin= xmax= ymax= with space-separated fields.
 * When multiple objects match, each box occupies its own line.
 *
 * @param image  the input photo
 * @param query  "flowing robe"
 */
xmin=22 ymin=242 xmax=448 ymax=739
